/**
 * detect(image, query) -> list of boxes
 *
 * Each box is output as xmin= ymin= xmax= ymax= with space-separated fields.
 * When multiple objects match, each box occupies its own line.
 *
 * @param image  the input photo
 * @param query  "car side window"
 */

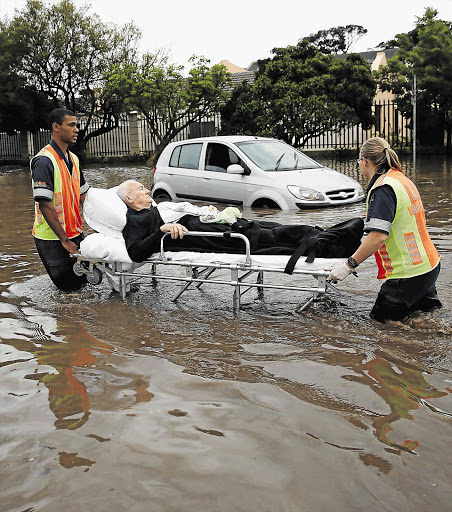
xmin=205 ymin=143 xmax=240 ymax=173
xmin=169 ymin=143 xmax=202 ymax=169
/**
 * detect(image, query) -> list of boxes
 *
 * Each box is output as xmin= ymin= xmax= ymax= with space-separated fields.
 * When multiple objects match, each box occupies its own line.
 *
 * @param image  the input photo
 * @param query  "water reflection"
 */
xmin=362 ymin=351 xmax=448 ymax=453
xmin=0 ymin=302 xmax=114 ymax=430
xmin=35 ymin=321 xmax=113 ymax=430
xmin=1 ymin=156 xmax=451 ymax=511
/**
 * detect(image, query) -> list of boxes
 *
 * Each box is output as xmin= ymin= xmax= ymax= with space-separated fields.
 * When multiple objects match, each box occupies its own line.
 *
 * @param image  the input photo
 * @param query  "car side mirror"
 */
xmin=227 ymin=164 xmax=245 ymax=174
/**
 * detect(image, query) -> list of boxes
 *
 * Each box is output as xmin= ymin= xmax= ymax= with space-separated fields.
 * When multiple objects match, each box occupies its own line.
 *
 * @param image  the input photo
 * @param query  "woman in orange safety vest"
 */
xmin=328 ymin=137 xmax=441 ymax=322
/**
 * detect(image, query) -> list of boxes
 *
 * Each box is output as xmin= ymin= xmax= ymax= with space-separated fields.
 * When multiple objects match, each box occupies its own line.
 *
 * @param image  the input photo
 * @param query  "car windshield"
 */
xmin=235 ymin=140 xmax=322 ymax=172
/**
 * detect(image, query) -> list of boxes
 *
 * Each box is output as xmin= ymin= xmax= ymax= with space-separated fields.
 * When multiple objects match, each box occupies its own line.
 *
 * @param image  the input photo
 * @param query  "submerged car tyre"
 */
xmin=251 ymin=198 xmax=280 ymax=209
xmin=152 ymin=189 xmax=171 ymax=200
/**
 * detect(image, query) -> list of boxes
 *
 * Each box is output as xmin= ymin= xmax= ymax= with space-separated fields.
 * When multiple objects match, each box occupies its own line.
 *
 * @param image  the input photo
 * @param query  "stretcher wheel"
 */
xmin=86 ymin=266 xmax=103 ymax=285
xmin=73 ymin=262 xmax=84 ymax=277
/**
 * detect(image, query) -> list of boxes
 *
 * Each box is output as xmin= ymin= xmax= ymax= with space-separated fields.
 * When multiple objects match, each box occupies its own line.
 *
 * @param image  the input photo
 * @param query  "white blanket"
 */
xmin=80 ymin=186 xmax=341 ymax=272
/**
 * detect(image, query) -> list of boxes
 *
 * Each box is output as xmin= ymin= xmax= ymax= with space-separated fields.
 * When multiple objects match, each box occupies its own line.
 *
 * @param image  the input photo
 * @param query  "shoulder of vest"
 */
xmin=374 ymin=170 xmax=406 ymax=188
xmin=35 ymin=144 xmax=53 ymax=157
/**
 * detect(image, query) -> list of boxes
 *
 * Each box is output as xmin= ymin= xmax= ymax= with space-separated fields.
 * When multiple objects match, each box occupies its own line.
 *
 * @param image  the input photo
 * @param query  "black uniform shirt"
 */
xmin=364 ymin=173 xmax=397 ymax=235
xmin=31 ymin=139 xmax=89 ymax=201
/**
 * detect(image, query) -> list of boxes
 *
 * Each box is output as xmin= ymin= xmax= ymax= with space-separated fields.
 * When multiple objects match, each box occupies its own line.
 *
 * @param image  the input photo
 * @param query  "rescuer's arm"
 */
xmin=350 ymin=230 xmax=388 ymax=265
xmin=327 ymin=231 xmax=388 ymax=281
xmin=37 ymin=199 xmax=80 ymax=255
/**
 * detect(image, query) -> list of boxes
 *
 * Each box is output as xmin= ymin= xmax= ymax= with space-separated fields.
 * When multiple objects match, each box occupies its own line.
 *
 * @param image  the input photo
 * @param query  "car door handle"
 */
xmin=203 ymin=177 xmax=211 ymax=181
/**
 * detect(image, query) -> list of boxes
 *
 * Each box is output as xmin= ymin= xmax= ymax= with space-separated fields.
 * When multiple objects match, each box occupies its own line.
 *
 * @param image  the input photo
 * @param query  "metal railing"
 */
xmin=140 ymin=115 xmax=220 ymax=154
xmin=0 ymin=132 xmax=21 ymax=160
xmin=82 ymin=114 xmax=130 ymax=157
xmin=302 ymin=100 xmax=411 ymax=150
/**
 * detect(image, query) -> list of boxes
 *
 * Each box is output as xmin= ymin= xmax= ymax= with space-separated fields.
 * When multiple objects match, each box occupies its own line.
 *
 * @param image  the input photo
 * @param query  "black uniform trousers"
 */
xmin=34 ymin=233 xmax=87 ymax=291
xmin=370 ymin=263 xmax=441 ymax=322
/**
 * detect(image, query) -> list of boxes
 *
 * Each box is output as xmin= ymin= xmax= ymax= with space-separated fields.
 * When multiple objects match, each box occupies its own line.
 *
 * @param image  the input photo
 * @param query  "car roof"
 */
xmin=170 ymin=135 xmax=276 ymax=145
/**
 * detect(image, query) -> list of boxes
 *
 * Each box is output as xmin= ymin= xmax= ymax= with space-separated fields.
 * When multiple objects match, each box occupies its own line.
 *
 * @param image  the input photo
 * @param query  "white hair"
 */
xmin=117 ymin=180 xmax=138 ymax=202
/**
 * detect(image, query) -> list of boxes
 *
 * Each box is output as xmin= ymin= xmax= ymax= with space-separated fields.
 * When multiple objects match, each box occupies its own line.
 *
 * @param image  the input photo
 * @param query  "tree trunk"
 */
xmin=146 ymin=149 xmax=161 ymax=169
xmin=145 ymin=130 xmax=186 ymax=168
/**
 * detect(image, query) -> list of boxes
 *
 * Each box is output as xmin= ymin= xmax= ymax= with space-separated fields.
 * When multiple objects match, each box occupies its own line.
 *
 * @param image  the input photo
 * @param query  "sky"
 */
xmin=1 ymin=0 xmax=451 ymax=70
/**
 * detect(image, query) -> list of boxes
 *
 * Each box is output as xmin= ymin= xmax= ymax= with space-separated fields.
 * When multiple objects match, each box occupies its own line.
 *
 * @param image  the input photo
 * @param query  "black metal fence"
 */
xmin=302 ymin=100 xmax=412 ymax=150
xmin=0 ymin=132 xmax=21 ymax=160
xmin=83 ymin=114 xmax=131 ymax=157
xmin=0 ymin=100 xmax=412 ymax=161
xmin=140 ymin=116 xmax=219 ymax=153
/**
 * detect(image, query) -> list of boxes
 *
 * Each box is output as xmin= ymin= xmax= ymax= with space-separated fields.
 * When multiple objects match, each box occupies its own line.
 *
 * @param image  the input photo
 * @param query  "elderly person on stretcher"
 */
xmin=116 ymin=180 xmax=363 ymax=270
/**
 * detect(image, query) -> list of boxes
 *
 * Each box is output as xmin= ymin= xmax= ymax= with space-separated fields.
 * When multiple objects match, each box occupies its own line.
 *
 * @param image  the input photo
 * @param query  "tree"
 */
xmin=107 ymin=54 xmax=231 ymax=166
xmin=304 ymin=25 xmax=368 ymax=55
xmin=220 ymin=40 xmax=375 ymax=147
xmin=219 ymin=80 xmax=261 ymax=136
xmin=0 ymin=21 xmax=57 ymax=134
xmin=376 ymin=8 xmax=452 ymax=148
xmin=1 ymin=0 xmax=141 ymax=154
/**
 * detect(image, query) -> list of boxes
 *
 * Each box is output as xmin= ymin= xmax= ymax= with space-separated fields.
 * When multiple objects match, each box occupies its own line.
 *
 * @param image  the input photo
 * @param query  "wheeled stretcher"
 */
xmin=74 ymin=230 xmax=344 ymax=311
xmin=75 ymin=186 xmax=357 ymax=310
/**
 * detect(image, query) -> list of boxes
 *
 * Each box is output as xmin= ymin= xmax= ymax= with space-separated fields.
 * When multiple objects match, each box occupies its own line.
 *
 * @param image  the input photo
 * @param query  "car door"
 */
xmin=199 ymin=142 xmax=248 ymax=205
xmin=167 ymin=142 xmax=203 ymax=200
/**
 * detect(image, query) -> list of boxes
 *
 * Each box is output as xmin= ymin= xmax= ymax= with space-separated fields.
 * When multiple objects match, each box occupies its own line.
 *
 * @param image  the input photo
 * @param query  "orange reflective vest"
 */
xmin=367 ymin=170 xmax=440 ymax=280
xmin=32 ymin=145 xmax=83 ymax=240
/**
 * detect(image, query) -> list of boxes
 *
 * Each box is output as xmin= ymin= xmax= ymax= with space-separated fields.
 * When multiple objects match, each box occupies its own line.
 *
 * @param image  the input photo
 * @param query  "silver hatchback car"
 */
xmin=152 ymin=136 xmax=364 ymax=209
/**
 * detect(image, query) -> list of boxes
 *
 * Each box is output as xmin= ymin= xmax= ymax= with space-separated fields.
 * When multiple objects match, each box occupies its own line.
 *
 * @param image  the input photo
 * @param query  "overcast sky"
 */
xmin=1 ymin=0 xmax=451 ymax=69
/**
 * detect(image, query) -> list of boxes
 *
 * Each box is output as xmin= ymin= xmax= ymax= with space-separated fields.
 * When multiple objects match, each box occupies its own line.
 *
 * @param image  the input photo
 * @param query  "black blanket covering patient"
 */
xmin=123 ymin=206 xmax=364 ymax=275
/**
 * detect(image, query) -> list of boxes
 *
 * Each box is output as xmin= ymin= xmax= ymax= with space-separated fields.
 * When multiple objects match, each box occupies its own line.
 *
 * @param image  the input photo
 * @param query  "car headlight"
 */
xmin=357 ymin=183 xmax=364 ymax=195
xmin=287 ymin=185 xmax=325 ymax=201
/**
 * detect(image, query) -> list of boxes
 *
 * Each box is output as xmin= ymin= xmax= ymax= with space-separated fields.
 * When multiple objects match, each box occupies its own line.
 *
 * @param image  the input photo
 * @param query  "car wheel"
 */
xmin=251 ymin=198 xmax=281 ymax=210
xmin=152 ymin=189 xmax=171 ymax=200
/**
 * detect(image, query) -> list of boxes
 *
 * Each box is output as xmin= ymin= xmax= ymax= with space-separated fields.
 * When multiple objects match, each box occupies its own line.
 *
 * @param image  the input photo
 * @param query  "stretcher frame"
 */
xmin=74 ymin=231 xmax=342 ymax=311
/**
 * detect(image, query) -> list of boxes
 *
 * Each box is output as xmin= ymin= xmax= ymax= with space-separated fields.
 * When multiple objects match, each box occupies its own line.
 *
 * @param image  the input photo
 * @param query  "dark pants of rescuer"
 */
xmin=370 ymin=263 xmax=441 ymax=322
xmin=34 ymin=234 xmax=87 ymax=292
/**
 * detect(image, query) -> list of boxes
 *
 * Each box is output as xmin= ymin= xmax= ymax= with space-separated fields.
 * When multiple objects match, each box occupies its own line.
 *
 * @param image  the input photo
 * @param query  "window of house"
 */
xmin=169 ymin=143 xmax=202 ymax=169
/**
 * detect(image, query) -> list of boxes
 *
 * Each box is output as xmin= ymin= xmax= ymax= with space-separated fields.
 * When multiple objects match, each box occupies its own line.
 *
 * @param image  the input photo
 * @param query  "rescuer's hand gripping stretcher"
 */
xmin=74 ymin=187 xmax=363 ymax=310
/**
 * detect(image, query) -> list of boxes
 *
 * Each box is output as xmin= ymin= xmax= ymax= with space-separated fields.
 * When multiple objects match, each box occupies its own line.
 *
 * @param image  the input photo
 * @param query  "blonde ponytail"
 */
xmin=361 ymin=137 xmax=402 ymax=173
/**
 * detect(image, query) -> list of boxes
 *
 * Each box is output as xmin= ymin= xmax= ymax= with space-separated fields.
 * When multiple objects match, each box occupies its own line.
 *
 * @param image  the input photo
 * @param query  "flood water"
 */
xmin=1 ymin=155 xmax=451 ymax=512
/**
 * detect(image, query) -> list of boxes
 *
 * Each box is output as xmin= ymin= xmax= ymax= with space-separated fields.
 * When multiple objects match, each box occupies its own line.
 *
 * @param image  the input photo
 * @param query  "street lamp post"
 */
xmin=412 ymin=75 xmax=417 ymax=178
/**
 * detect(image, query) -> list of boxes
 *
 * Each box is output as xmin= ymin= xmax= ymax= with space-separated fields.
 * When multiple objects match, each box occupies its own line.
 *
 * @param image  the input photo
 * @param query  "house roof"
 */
xmin=335 ymin=48 xmax=398 ymax=66
xmin=219 ymin=60 xmax=247 ymax=73
xmin=230 ymin=71 xmax=255 ymax=88
xmin=217 ymin=61 xmax=256 ymax=91
xmin=219 ymin=48 xmax=398 ymax=93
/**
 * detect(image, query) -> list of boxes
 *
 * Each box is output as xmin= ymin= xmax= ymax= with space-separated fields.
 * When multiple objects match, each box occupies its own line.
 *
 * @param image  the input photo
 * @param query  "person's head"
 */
xmin=49 ymin=108 xmax=78 ymax=147
xmin=117 ymin=180 xmax=152 ymax=211
xmin=359 ymin=137 xmax=402 ymax=178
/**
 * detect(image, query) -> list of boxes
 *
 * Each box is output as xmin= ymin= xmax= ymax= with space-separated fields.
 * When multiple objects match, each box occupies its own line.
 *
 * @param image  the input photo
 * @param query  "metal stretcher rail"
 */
xmin=73 ymin=230 xmax=342 ymax=311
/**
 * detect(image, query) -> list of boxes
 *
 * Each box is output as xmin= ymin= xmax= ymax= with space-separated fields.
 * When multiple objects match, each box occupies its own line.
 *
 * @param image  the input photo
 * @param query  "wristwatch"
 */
xmin=347 ymin=256 xmax=359 ymax=269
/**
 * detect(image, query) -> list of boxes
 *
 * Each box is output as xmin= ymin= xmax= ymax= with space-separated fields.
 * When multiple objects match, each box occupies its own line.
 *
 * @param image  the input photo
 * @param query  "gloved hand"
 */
xmin=326 ymin=261 xmax=354 ymax=281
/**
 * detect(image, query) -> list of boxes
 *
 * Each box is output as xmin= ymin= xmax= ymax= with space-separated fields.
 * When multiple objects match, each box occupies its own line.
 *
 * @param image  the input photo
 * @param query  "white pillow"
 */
xmin=80 ymin=233 xmax=132 ymax=263
xmin=83 ymin=187 xmax=127 ymax=238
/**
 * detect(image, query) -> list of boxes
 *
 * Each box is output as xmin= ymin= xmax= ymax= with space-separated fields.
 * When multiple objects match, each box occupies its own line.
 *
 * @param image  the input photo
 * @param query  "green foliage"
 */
xmin=1 ymin=0 xmax=141 ymax=153
xmin=221 ymin=40 xmax=375 ymax=147
xmin=106 ymin=54 xmax=231 ymax=165
xmin=304 ymin=25 xmax=368 ymax=55
xmin=0 ymin=19 xmax=58 ymax=133
xmin=376 ymin=8 xmax=452 ymax=147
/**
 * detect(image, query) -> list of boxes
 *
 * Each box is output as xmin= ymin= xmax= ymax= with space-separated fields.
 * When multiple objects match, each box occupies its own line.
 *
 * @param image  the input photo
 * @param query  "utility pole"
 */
xmin=412 ymin=75 xmax=417 ymax=178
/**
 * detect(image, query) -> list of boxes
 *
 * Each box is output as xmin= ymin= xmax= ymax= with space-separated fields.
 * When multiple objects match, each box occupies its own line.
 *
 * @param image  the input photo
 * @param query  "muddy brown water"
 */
xmin=1 ymin=155 xmax=451 ymax=512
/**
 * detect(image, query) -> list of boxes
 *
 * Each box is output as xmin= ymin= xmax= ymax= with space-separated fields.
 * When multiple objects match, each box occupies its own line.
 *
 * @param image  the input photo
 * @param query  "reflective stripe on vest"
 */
xmin=32 ymin=145 xmax=83 ymax=240
xmin=367 ymin=170 xmax=440 ymax=280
